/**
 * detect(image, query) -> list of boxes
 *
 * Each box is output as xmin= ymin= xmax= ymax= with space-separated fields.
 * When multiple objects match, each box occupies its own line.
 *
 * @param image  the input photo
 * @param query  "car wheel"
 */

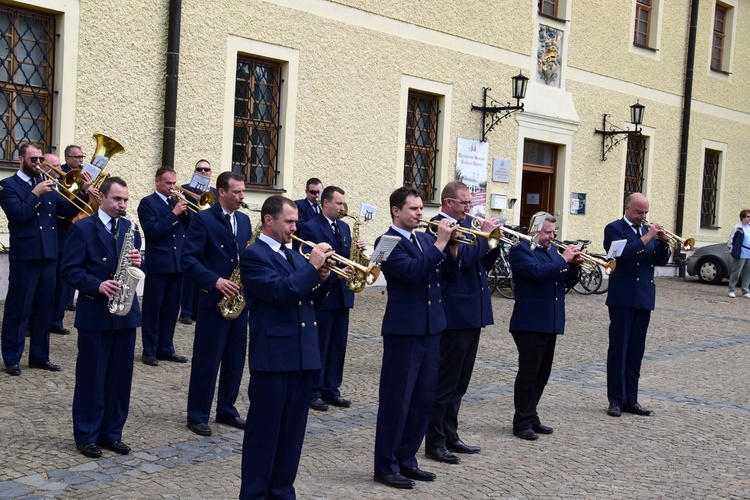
xmin=697 ymin=257 xmax=725 ymax=284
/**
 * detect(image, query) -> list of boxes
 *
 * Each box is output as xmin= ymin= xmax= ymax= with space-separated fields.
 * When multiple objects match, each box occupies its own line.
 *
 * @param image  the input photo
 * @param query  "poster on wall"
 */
xmin=456 ymin=137 xmax=489 ymax=217
xmin=492 ymin=157 xmax=511 ymax=183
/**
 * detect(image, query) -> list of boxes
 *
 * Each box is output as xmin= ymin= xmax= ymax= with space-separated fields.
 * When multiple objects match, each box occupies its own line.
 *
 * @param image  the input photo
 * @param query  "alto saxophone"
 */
xmin=108 ymin=210 xmax=145 ymax=316
xmin=217 ymin=219 xmax=260 ymax=320
xmin=340 ymin=206 xmax=379 ymax=293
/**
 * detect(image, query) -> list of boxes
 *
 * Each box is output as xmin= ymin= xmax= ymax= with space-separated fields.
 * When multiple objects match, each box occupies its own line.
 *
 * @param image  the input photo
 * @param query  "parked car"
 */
xmin=686 ymin=243 xmax=731 ymax=284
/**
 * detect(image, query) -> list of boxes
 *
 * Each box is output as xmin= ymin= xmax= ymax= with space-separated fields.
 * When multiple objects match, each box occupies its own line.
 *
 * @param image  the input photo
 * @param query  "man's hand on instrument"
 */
xmin=31 ymin=179 xmax=54 ymax=196
xmin=215 ymin=277 xmax=240 ymax=298
xmin=435 ymin=219 xmax=455 ymax=245
xmin=356 ymin=239 xmax=367 ymax=251
xmin=126 ymin=249 xmax=142 ymax=268
xmin=561 ymin=244 xmax=581 ymax=263
xmin=80 ymin=172 xmax=94 ymax=192
xmin=172 ymin=198 xmax=188 ymax=215
xmin=480 ymin=217 xmax=501 ymax=233
xmin=317 ymin=266 xmax=331 ymax=281
xmin=309 ymin=242 xmax=334 ymax=269
xmin=99 ymin=279 xmax=121 ymax=299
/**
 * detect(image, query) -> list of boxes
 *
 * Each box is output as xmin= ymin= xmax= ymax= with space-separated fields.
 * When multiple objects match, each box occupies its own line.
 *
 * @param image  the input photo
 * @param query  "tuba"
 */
xmin=108 ymin=211 xmax=145 ymax=316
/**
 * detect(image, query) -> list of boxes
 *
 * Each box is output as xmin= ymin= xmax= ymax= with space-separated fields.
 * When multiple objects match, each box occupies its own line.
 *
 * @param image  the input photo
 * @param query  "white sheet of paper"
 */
xmin=607 ymin=239 xmax=627 ymax=259
xmin=81 ymin=163 xmax=101 ymax=180
xmin=371 ymin=235 xmax=400 ymax=264
xmin=188 ymin=172 xmax=211 ymax=192
xmin=359 ymin=203 xmax=377 ymax=221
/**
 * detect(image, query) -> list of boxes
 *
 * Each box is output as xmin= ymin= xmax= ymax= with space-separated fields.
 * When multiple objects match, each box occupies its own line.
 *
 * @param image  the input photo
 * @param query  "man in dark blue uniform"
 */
xmin=508 ymin=212 xmax=580 ymax=440
xmin=425 ymin=181 xmax=500 ymax=463
xmin=137 ymin=166 xmax=190 ymax=366
xmin=239 ymin=194 xmax=331 ymax=500
xmin=298 ymin=185 xmax=361 ymax=411
xmin=182 ymin=171 xmax=251 ymax=437
xmin=294 ymin=177 xmax=323 ymax=231
xmin=61 ymin=177 xmax=142 ymax=458
xmin=604 ymin=193 xmax=670 ymax=417
xmin=373 ymin=187 xmax=460 ymax=490
xmin=0 ymin=142 xmax=90 ymax=376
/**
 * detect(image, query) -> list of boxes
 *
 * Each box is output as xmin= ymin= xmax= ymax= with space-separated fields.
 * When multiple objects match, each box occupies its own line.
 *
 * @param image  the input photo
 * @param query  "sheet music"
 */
xmin=188 ymin=172 xmax=210 ymax=192
xmin=607 ymin=239 xmax=627 ymax=259
xmin=370 ymin=235 xmax=400 ymax=264
xmin=81 ymin=163 xmax=102 ymax=181
xmin=359 ymin=203 xmax=377 ymax=221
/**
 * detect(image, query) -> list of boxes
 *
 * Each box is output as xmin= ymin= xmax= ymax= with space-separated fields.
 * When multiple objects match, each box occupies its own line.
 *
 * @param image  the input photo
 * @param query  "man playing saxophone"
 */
xmin=181 ymin=171 xmax=251 ymax=437
xmin=60 ymin=177 xmax=142 ymax=458
xmin=297 ymin=185 xmax=365 ymax=412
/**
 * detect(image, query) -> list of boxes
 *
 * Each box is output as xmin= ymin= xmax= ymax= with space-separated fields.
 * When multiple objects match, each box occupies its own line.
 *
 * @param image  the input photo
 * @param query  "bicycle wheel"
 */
xmin=495 ymin=260 xmax=515 ymax=299
xmin=487 ymin=266 xmax=500 ymax=295
xmin=572 ymin=266 xmax=602 ymax=294
xmin=594 ymin=269 xmax=610 ymax=294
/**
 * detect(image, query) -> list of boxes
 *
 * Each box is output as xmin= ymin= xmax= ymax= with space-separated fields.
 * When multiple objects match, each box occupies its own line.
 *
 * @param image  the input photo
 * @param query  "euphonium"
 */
xmin=108 ymin=211 xmax=145 ymax=316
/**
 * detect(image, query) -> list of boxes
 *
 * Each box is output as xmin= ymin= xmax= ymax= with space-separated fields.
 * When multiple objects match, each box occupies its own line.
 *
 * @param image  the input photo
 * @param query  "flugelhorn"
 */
xmin=645 ymin=221 xmax=695 ymax=251
xmin=551 ymin=240 xmax=616 ymax=275
xmin=289 ymin=234 xmax=380 ymax=290
xmin=418 ymin=219 xmax=503 ymax=250
xmin=36 ymin=163 xmax=95 ymax=215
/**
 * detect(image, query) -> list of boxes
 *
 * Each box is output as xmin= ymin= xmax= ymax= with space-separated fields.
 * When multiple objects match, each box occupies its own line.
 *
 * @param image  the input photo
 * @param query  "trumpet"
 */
xmin=36 ymin=163 xmax=95 ymax=216
xmin=551 ymin=240 xmax=617 ymax=275
xmin=463 ymin=214 xmax=539 ymax=249
xmin=171 ymin=186 xmax=216 ymax=212
xmin=289 ymin=234 xmax=380 ymax=291
xmin=645 ymin=221 xmax=695 ymax=251
xmin=418 ymin=219 xmax=503 ymax=250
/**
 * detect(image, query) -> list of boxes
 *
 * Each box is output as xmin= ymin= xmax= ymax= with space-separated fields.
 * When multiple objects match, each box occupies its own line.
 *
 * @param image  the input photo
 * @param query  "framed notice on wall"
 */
xmin=570 ymin=192 xmax=586 ymax=215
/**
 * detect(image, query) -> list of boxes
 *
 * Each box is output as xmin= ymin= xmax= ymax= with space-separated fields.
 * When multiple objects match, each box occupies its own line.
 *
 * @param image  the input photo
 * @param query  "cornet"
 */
xmin=418 ymin=219 xmax=503 ymax=250
xmin=551 ymin=240 xmax=616 ymax=275
xmin=289 ymin=235 xmax=380 ymax=291
xmin=645 ymin=221 xmax=695 ymax=251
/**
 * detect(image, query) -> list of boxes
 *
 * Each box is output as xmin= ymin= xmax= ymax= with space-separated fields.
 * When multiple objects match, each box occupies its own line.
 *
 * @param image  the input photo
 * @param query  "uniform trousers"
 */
xmin=311 ymin=307 xmax=349 ymax=399
xmin=186 ymin=307 xmax=247 ymax=424
xmin=374 ymin=333 xmax=440 ymax=476
xmin=426 ymin=327 xmax=480 ymax=449
xmin=180 ymin=276 xmax=198 ymax=320
xmin=51 ymin=253 xmax=72 ymax=329
xmin=511 ymin=331 xmax=557 ymax=431
xmin=141 ymin=272 xmax=182 ymax=357
xmin=607 ymin=305 xmax=651 ymax=404
xmin=72 ymin=328 xmax=136 ymax=444
xmin=2 ymin=259 xmax=55 ymax=367
xmin=240 ymin=370 xmax=314 ymax=500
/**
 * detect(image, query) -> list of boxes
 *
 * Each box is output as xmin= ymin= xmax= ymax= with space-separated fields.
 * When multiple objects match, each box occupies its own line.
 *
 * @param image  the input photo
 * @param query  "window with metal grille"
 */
xmin=623 ymin=135 xmax=646 ymax=205
xmin=711 ymin=4 xmax=727 ymax=71
xmin=539 ymin=0 xmax=558 ymax=17
xmin=701 ymin=149 xmax=720 ymax=227
xmin=0 ymin=5 xmax=55 ymax=168
xmin=634 ymin=0 xmax=652 ymax=47
xmin=232 ymin=56 xmax=281 ymax=188
xmin=404 ymin=91 xmax=439 ymax=202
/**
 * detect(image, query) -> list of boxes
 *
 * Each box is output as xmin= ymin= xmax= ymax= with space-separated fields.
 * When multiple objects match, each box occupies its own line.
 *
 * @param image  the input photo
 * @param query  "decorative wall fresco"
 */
xmin=537 ymin=25 xmax=563 ymax=87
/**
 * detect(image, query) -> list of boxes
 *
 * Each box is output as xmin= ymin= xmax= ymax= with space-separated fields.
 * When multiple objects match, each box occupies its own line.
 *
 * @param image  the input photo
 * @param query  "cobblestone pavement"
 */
xmin=1 ymin=277 xmax=749 ymax=499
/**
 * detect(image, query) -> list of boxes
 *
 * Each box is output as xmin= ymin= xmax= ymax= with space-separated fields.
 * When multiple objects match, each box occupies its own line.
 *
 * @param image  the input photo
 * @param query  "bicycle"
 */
xmin=488 ymin=242 xmax=514 ymax=299
xmin=564 ymin=240 xmax=603 ymax=295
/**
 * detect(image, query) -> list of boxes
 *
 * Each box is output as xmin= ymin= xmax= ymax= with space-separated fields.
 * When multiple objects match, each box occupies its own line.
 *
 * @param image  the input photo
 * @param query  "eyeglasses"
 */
xmin=67 ymin=155 xmax=85 ymax=160
xmin=307 ymin=190 xmax=320 ymax=195
xmin=23 ymin=156 xmax=44 ymax=163
xmin=447 ymin=198 xmax=472 ymax=206
xmin=195 ymin=167 xmax=211 ymax=172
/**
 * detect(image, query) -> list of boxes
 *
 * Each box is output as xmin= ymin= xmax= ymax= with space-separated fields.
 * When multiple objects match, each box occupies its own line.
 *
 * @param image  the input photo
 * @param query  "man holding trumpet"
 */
xmin=604 ymin=193 xmax=670 ymax=418
xmin=425 ymin=181 xmax=500 ymax=463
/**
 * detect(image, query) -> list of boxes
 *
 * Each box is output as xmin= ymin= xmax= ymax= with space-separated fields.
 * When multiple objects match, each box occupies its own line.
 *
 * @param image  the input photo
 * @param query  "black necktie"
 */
xmin=110 ymin=218 xmax=119 ymax=235
xmin=410 ymin=233 xmax=421 ymax=253
xmin=30 ymin=177 xmax=38 ymax=187
xmin=314 ymin=205 xmax=320 ymax=215
xmin=331 ymin=221 xmax=340 ymax=237
xmin=280 ymin=245 xmax=295 ymax=268
xmin=633 ymin=225 xmax=641 ymax=236
xmin=168 ymin=197 xmax=176 ymax=209
xmin=224 ymin=213 xmax=234 ymax=234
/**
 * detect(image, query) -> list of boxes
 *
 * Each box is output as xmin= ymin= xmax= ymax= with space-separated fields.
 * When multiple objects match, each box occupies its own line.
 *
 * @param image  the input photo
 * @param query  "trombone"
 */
xmin=645 ymin=221 xmax=695 ymax=251
xmin=463 ymin=213 xmax=534 ymax=248
xmin=418 ymin=219 xmax=503 ymax=250
xmin=36 ymin=163 xmax=95 ymax=216
xmin=289 ymin=234 xmax=380 ymax=291
xmin=171 ymin=186 xmax=216 ymax=212
xmin=551 ymin=240 xmax=617 ymax=275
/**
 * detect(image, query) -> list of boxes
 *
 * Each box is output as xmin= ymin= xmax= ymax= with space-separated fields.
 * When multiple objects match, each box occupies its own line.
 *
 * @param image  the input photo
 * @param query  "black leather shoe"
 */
xmin=425 ymin=447 xmax=460 ymax=463
xmin=6 ymin=365 xmax=20 ymax=376
xmin=216 ymin=416 xmax=246 ymax=429
xmin=373 ymin=473 xmax=414 ymax=489
xmin=309 ymin=397 xmax=329 ymax=411
xmin=622 ymin=402 xmax=651 ymax=416
xmin=187 ymin=422 xmax=212 ymax=436
xmin=179 ymin=317 xmax=192 ymax=325
xmin=142 ymin=355 xmax=159 ymax=366
xmin=513 ymin=428 xmax=539 ymax=441
xmin=447 ymin=439 xmax=481 ymax=454
xmin=98 ymin=440 xmax=131 ymax=455
xmin=65 ymin=302 xmax=76 ymax=311
xmin=532 ymin=423 xmax=554 ymax=434
xmin=50 ymin=326 xmax=71 ymax=335
xmin=400 ymin=466 xmax=436 ymax=481
xmin=607 ymin=402 xmax=622 ymax=417
xmin=29 ymin=361 xmax=61 ymax=371
xmin=322 ymin=395 xmax=351 ymax=408
xmin=77 ymin=443 xmax=102 ymax=458
xmin=156 ymin=353 xmax=188 ymax=363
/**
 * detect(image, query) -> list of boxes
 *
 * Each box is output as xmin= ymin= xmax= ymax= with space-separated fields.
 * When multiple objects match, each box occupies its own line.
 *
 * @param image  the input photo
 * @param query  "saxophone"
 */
xmin=340 ymin=205 xmax=379 ymax=293
xmin=217 ymin=206 xmax=260 ymax=320
xmin=108 ymin=211 xmax=145 ymax=316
